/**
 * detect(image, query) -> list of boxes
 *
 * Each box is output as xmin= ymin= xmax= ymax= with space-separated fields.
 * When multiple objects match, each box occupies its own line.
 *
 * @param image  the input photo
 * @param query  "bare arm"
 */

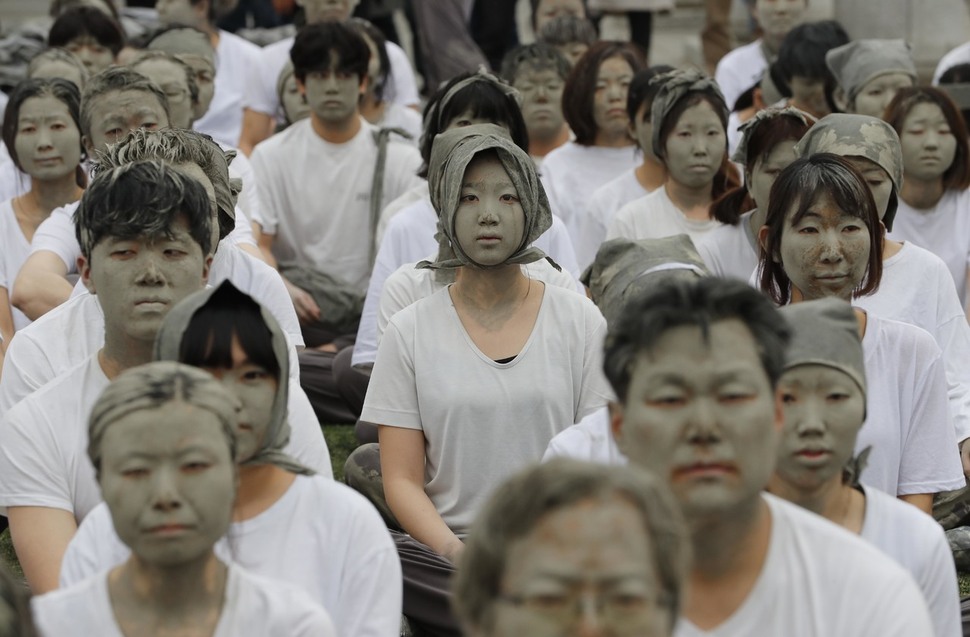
xmin=379 ymin=425 xmax=464 ymax=562
xmin=0 ymin=288 xmax=14 ymax=353
xmin=8 ymin=506 xmax=78 ymax=593
xmin=898 ymin=493 xmax=933 ymax=515
xmin=237 ymin=109 xmax=276 ymax=157
xmin=11 ymin=251 xmax=72 ymax=320
xmin=254 ymin=224 xmax=278 ymax=269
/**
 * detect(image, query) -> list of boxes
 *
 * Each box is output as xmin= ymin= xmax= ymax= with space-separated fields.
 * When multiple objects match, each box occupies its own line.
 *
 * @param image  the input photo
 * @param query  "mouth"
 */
xmin=815 ymin=273 xmax=848 ymax=282
xmin=34 ymin=157 xmax=62 ymax=166
xmin=146 ymin=523 xmax=191 ymax=536
xmin=607 ymin=108 xmax=626 ymax=118
xmin=134 ymin=298 xmax=169 ymax=311
xmin=476 ymin=235 xmax=502 ymax=243
xmin=672 ymin=461 xmax=736 ymax=480
xmin=794 ymin=448 xmax=833 ymax=466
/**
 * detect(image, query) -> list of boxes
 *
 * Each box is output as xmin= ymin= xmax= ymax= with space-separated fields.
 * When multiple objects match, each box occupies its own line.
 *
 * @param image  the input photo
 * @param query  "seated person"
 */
xmin=770 ymin=20 xmax=849 ymax=119
xmin=500 ymin=43 xmax=572 ymax=163
xmin=536 ymin=14 xmax=597 ymax=68
xmin=47 ymin=6 xmax=124 ymax=74
xmin=826 ymin=39 xmax=917 ymax=120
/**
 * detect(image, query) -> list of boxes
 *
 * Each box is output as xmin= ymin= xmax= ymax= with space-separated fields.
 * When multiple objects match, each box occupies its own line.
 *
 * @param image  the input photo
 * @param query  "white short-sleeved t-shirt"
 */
xmin=33 ymin=564 xmax=336 ymax=637
xmin=608 ymin=186 xmax=721 ymax=243
xmin=888 ymin=188 xmax=970 ymax=307
xmin=61 ymin=475 xmax=399 ymax=637
xmin=360 ymin=284 xmax=614 ymax=536
xmin=250 ymin=118 xmax=422 ymax=289
xmin=376 ymin=102 xmax=423 ymax=145
xmin=674 ymin=494 xmax=934 ymax=637
xmin=577 ymin=168 xmax=651 ymax=269
xmin=0 ymin=199 xmax=35 ymax=330
xmin=714 ymin=39 xmax=768 ymax=113
xmin=860 ymin=484 xmax=961 ymax=637
xmin=933 ymin=42 xmax=970 ymax=84
xmin=542 ymin=407 xmax=626 ymax=466
xmin=0 ymin=161 xmax=28 ymax=203
xmin=193 ymin=30 xmax=263 ymax=147
xmin=695 ymin=209 xmax=759 ymax=282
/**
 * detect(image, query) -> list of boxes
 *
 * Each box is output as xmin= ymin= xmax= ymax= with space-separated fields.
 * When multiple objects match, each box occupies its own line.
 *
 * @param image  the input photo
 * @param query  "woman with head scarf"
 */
xmin=358 ymin=124 xmax=613 ymax=636
xmin=58 ymin=282 xmax=402 ymax=637
xmin=826 ymin=39 xmax=917 ymax=120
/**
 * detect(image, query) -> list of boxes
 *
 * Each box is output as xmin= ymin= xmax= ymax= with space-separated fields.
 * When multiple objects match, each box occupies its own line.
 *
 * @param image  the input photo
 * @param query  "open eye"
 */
xmin=500 ymin=193 xmax=519 ymax=203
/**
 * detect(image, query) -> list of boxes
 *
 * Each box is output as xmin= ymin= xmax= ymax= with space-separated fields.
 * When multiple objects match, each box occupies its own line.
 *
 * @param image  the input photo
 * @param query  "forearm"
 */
xmin=237 ymin=109 xmax=275 ymax=157
xmin=11 ymin=272 xmax=72 ymax=320
xmin=898 ymin=493 xmax=934 ymax=515
xmin=8 ymin=506 xmax=78 ymax=593
xmin=384 ymin=476 xmax=463 ymax=559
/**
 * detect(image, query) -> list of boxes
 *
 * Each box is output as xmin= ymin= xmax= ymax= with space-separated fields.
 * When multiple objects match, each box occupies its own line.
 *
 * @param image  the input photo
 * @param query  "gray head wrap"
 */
xmin=778 ymin=297 xmax=866 ymax=395
xmin=650 ymin=69 xmax=726 ymax=158
xmin=153 ymin=280 xmax=314 ymax=475
xmin=418 ymin=123 xmax=552 ymax=271
xmin=148 ymin=27 xmax=217 ymax=72
xmin=582 ymin=235 xmax=709 ymax=326
xmin=825 ymin=39 xmax=916 ymax=105
xmin=731 ymin=106 xmax=814 ymax=165
xmin=431 ymin=66 xmax=521 ymax=133
xmin=88 ymin=361 xmax=240 ymax=475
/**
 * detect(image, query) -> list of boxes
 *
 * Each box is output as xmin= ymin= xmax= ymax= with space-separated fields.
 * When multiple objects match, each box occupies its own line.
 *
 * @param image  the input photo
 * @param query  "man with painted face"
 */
xmin=500 ymin=43 xmax=572 ymax=163
xmin=0 ymin=161 xmax=213 ymax=595
xmin=606 ymin=276 xmax=934 ymax=636
xmin=826 ymin=40 xmax=917 ymax=121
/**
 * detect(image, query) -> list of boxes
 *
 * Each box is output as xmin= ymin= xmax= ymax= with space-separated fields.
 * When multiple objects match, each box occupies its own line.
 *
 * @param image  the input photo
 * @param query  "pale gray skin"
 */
xmin=82 ymin=89 xmax=170 ymax=156
xmin=513 ymin=66 xmax=566 ymax=144
xmin=296 ymin=0 xmax=359 ymax=24
xmin=534 ymin=0 xmax=585 ymax=32
xmin=592 ymin=57 xmax=635 ymax=147
xmin=899 ymin=102 xmax=958 ymax=183
xmin=65 ymin=35 xmax=114 ymax=73
xmin=155 ymin=0 xmax=204 ymax=28
xmin=851 ymin=73 xmax=914 ymax=120
xmin=14 ymin=95 xmax=83 ymax=183
xmin=132 ymin=58 xmax=195 ymax=129
xmin=663 ymin=100 xmax=726 ymax=191
xmin=280 ymin=72 xmax=311 ymax=125
xmin=453 ymin=154 xmax=527 ymax=268
xmin=300 ymin=63 xmax=365 ymax=127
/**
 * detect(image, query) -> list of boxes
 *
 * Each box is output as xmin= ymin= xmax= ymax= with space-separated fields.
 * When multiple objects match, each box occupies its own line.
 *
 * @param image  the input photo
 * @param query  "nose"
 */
xmin=792 ymin=399 xmax=825 ymax=436
xmin=923 ymin=128 xmax=940 ymax=149
xmin=135 ymin=252 xmax=165 ymax=285
xmin=691 ymin=135 xmax=710 ymax=155
xmin=606 ymin=81 xmax=624 ymax=102
xmin=684 ymin=397 xmax=720 ymax=443
xmin=817 ymin=231 xmax=844 ymax=263
xmin=35 ymin=126 xmax=53 ymax=150
xmin=575 ymin=595 xmax=607 ymax=637
xmin=151 ymin=467 xmax=183 ymax=512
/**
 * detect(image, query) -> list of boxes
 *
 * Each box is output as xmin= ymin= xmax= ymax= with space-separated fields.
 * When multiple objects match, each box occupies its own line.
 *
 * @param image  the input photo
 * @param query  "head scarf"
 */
xmin=430 ymin=66 xmax=522 ymax=133
xmin=153 ymin=280 xmax=314 ymax=475
xmin=825 ymin=39 xmax=917 ymax=105
xmin=148 ymin=27 xmax=217 ymax=72
xmin=731 ymin=106 xmax=815 ymax=165
xmin=418 ymin=123 xmax=552 ymax=271
xmin=650 ymin=68 xmax=726 ymax=158
xmin=778 ymin=297 xmax=866 ymax=395
xmin=582 ymin=235 xmax=709 ymax=326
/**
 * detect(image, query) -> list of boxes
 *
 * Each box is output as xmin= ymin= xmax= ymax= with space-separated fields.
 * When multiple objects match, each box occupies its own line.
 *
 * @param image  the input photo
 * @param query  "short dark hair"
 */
xmin=775 ymin=20 xmax=849 ymax=84
xmin=290 ymin=22 xmax=370 ymax=85
xmin=500 ymin=42 xmax=571 ymax=85
xmin=50 ymin=0 xmax=121 ymax=22
xmin=80 ymin=67 xmax=169 ymax=140
xmin=626 ymin=65 xmax=675 ymax=123
xmin=604 ymin=277 xmax=792 ymax=402
xmin=76 ymin=159 xmax=214 ymax=259
xmin=884 ymin=86 xmax=970 ymax=191
xmin=536 ymin=14 xmax=597 ymax=48
xmin=349 ymin=18 xmax=392 ymax=102
xmin=759 ymin=153 xmax=884 ymax=304
xmin=562 ymin=41 xmax=645 ymax=146
xmin=48 ymin=6 xmax=125 ymax=57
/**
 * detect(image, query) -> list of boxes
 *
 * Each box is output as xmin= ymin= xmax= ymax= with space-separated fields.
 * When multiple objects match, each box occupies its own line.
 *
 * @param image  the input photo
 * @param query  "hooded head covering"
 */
xmin=731 ymin=106 xmax=815 ymax=165
xmin=582 ymin=235 xmax=709 ymax=326
xmin=794 ymin=113 xmax=903 ymax=229
xmin=650 ymin=68 xmax=727 ymax=158
xmin=148 ymin=27 xmax=217 ymax=72
xmin=778 ymin=297 xmax=866 ymax=395
xmin=429 ymin=66 xmax=521 ymax=134
xmin=825 ymin=39 xmax=917 ymax=105
xmin=153 ymin=280 xmax=314 ymax=475
xmin=418 ymin=123 xmax=552 ymax=271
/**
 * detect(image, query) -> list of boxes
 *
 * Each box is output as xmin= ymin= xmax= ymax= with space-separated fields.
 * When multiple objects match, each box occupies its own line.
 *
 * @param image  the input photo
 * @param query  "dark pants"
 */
xmin=470 ymin=0 xmax=519 ymax=71
xmin=298 ymin=322 xmax=358 ymax=425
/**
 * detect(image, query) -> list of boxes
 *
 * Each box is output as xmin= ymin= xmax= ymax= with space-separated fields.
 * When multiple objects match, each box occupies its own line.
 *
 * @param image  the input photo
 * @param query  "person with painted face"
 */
xmin=47 ymin=6 xmax=124 ymax=74
xmin=357 ymin=125 xmax=612 ymax=636
xmin=500 ymin=43 xmax=572 ymax=163
xmin=758 ymin=154 xmax=964 ymax=513
xmin=884 ymin=87 xmax=970 ymax=310
xmin=769 ymin=298 xmax=960 ymax=637
xmin=541 ymin=41 xmax=645 ymax=251
xmin=608 ymin=70 xmax=737 ymax=245
xmin=130 ymin=51 xmax=199 ymax=131
xmin=60 ymin=282 xmax=400 ymax=637
xmin=606 ymin=275 xmax=934 ymax=636
xmin=0 ymin=79 xmax=86 ymax=346
xmin=826 ymin=40 xmax=917 ymax=121
xmin=30 ymin=362 xmax=338 ymax=636
xmin=531 ymin=0 xmax=586 ymax=32
xmin=535 ymin=14 xmax=597 ymax=68
xmin=700 ymin=106 xmax=812 ymax=281
xmin=0 ymin=161 xmax=213 ymax=594
xmin=770 ymin=20 xmax=849 ymax=119
xmin=145 ymin=27 xmax=218 ymax=130
xmin=237 ymin=0 xmax=419 ymax=156
xmin=275 ymin=60 xmax=310 ymax=130
xmin=453 ymin=459 xmax=689 ymax=637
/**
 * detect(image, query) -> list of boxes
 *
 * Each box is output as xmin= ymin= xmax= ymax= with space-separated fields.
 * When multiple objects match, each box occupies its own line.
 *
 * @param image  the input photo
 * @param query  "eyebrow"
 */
xmin=462 ymin=180 xmax=517 ymax=190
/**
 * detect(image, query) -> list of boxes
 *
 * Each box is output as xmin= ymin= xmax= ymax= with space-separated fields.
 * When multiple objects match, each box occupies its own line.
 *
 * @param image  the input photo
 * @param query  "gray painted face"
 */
xmin=663 ymin=99 xmax=725 ymax=190
xmin=852 ymin=72 xmax=913 ymax=120
xmin=592 ymin=56 xmax=634 ymax=142
xmin=14 ymin=95 xmax=82 ymax=182
xmin=281 ymin=72 xmax=311 ymax=125
xmin=29 ymin=59 xmax=86 ymax=90
xmin=748 ymin=140 xmax=798 ymax=210
xmin=83 ymin=89 xmax=169 ymax=155
xmin=132 ymin=58 xmax=195 ymax=129
xmin=514 ymin=67 xmax=566 ymax=142
xmin=900 ymin=101 xmax=958 ymax=182
xmin=155 ymin=0 xmax=203 ymax=28
xmin=534 ymin=0 xmax=585 ymax=31
xmin=65 ymin=35 xmax=114 ymax=73
xmin=301 ymin=58 xmax=363 ymax=126
xmin=454 ymin=154 xmax=527 ymax=267
xmin=298 ymin=0 xmax=359 ymax=23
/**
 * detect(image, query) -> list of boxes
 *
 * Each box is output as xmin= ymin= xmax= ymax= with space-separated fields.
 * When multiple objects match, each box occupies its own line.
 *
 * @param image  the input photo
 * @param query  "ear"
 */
xmin=772 ymin=386 xmax=785 ymax=433
xmin=81 ymin=134 xmax=95 ymax=158
xmin=201 ymin=254 xmax=213 ymax=286
xmin=79 ymin=255 xmax=95 ymax=294
xmin=832 ymin=87 xmax=849 ymax=113
xmin=757 ymin=224 xmax=773 ymax=259
xmin=359 ymin=74 xmax=369 ymax=97
xmin=296 ymin=76 xmax=306 ymax=97
xmin=608 ymin=402 xmax=627 ymax=451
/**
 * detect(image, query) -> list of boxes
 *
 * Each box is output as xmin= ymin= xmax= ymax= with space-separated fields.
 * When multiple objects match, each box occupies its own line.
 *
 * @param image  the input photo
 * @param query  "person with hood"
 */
xmin=825 ymin=39 xmax=917 ymax=120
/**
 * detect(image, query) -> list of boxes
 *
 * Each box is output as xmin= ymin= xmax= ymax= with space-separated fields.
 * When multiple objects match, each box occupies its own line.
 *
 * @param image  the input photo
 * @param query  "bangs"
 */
xmin=179 ymin=299 xmax=281 ymax=380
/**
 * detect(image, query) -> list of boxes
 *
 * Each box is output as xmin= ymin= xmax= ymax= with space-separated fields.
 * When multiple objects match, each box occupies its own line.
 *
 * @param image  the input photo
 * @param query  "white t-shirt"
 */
xmin=359 ymin=284 xmax=614 ymax=536
xmin=540 ymin=141 xmax=639 ymax=250
xmin=855 ymin=241 xmax=970 ymax=442
xmin=933 ymin=42 xmax=970 ymax=84
xmin=244 ymin=37 xmax=419 ymax=122
xmin=858 ymin=314 xmax=965 ymax=496
xmin=542 ymin=407 xmax=627 ymax=465
xmin=193 ymin=30 xmax=263 ymax=147
xmin=674 ymin=494 xmax=933 ymax=637
xmin=0 ymin=160 xmax=28 ymax=203
xmin=714 ymin=39 xmax=768 ymax=113
xmin=375 ymin=101 xmax=423 ymax=146
xmin=727 ymin=110 xmax=744 ymax=159
xmin=250 ymin=118 xmax=423 ymax=289
xmin=695 ymin=209 xmax=759 ymax=282
xmin=61 ymin=475 xmax=400 ymax=637
xmin=577 ymin=168 xmax=651 ymax=270
xmin=227 ymin=143 xmax=260 ymax=228
xmin=0 ymin=199 xmax=35 ymax=330
xmin=888 ymin=188 xmax=970 ymax=307
xmin=33 ymin=564 xmax=336 ymax=637
xmin=608 ymin=186 xmax=722 ymax=243
xmin=860 ymin=484 xmax=961 ymax=637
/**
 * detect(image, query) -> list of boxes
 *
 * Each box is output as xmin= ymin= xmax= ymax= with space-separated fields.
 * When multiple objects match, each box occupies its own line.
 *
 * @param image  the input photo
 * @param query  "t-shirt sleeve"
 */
xmin=385 ymin=41 xmax=419 ymax=107
xmin=576 ymin=304 xmax=615 ymax=421
xmin=59 ymin=503 xmax=128 ymax=587
xmin=249 ymin=145 xmax=281 ymax=236
xmin=244 ymin=48 xmax=283 ymax=116
xmin=916 ymin=524 xmax=962 ymax=637
xmin=0 ymin=399 xmax=73 ymax=513
xmin=30 ymin=210 xmax=81 ymax=272
xmin=358 ymin=314 xmax=422 ymax=430
xmin=605 ymin=206 xmax=634 ymax=241
xmin=352 ymin=242 xmax=400 ymax=368
xmin=0 ymin=333 xmax=51 ymax=413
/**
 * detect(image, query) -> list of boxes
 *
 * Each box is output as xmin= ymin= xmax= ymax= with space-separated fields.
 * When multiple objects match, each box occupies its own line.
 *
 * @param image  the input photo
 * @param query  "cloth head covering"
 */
xmin=825 ymin=39 xmax=917 ymax=105
xmin=778 ymin=297 xmax=866 ymax=395
xmin=650 ymin=68 xmax=726 ymax=158
xmin=429 ymin=66 xmax=521 ymax=133
xmin=148 ymin=27 xmax=217 ymax=71
xmin=582 ymin=235 xmax=709 ymax=326
xmin=88 ymin=361 xmax=240 ymax=474
xmin=794 ymin=113 xmax=903 ymax=228
xmin=731 ymin=106 xmax=814 ymax=165
xmin=418 ymin=123 xmax=551 ymax=271
xmin=153 ymin=280 xmax=314 ymax=475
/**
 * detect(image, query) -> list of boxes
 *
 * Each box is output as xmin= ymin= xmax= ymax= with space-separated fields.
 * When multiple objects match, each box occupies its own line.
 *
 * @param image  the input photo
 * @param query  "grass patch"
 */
xmin=961 ymin=573 xmax=970 ymax=597
xmin=322 ymin=424 xmax=359 ymax=483
xmin=1 ymin=527 xmax=21 ymax=581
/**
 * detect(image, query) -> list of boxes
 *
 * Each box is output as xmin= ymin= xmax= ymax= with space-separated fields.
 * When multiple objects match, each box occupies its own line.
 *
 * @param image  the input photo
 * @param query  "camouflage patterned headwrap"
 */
xmin=418 ymin=123 xmax=551 ymax=270
xmin=825 ymin=39 xmax=916 ymax=105
xmin=650 ymin=69 xmax=726 ymax=158
xmin=794 ymin=114 xmax=903 ymax=229
xmin=731 ymin=106 xmax=815 ymax=165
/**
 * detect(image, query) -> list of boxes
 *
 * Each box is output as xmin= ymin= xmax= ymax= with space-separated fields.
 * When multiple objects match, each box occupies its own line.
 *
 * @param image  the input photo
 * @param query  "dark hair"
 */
xmin=418 ymin=72 xmax=529 ymax=179
xmin=775 ymin=21 xmax=849 ymax=85
xmin=50 ymin=0 xmax=121 ymax=22
xmin=529 ymin=0 xmax=586 ymax=29
xmin=626 ymin=65 xmax=675 ymax=125
xmin=603 ymin=277 xmax=792 ymax=402
xmin=0 ymin=563 xmax=37 ymax=637
xmin=884 ymin=86 xmax=970 ymax=191
xmin=536 ymin=14 xmax=597 ymax=48
xmin=2 ymin=77 xmax=87 ymax=187
xmin=179 ymin=285 xmax=281 ymax=380
xmin=76 ymin=159 xmax=213 ymax=258
xmin=80 ymin=67 xmax=169 ymax=140
xmin=562 ymin=41 xmax=645 ymax=146
xmin=759 ymin=153 xmax=884 ymax=304
xmin=711 ymin=113 xmax=811 ymax=224
xmin=290 ymin=22 xmax=370 ymax=85
xmin=48 ymin=6 xmax=125 ymax=57
xmin=348 ymin=18 xmax=392 ymax=102
xmin=500 ymin=42 xmax=571 ymax=85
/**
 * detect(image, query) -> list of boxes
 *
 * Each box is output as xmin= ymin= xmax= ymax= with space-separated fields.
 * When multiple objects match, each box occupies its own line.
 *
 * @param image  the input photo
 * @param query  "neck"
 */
xmin=666 ymin=176 xmax=713 ymax=220
xmin=233 ymin=464 xmax=296 ymax=521
xmin=98 ymin=337 xmax=155 ymax=379
xmin=310 ymin=112 xmax=362 ymax=144
xmin=882 ymin=236 xmax=903 ymax=259
xmin=689 ymin=496 xmax=769 ymax=580
xmin=359 ymin=93 xmax=386 ymax=124
xmin=762 ymin=33 xmax=784 ymax=56
xmin=23 ymin=174 xmax=82 ymax=217
xmin=453 ymin=264 xmax=530 ymax=310
xmin=901 ymin=175 xmax=946 ymax=209
xmin=635 ymin=155 xmax=667 ymax=191
xmin=768 ymin=474 xmax=865 ymax=534
xmin=529 ymin=125 xmax=570 ymax=158
xmin=594 ymin=129 xmax=635 ymax=149
xmin=113 ymin=552 xmax=226 ymax=612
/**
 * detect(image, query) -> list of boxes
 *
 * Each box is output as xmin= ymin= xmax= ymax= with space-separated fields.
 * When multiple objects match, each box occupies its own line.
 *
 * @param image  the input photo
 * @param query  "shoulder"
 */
xmin=865 ymin=314 xmax=941 ymax=359
xmin=32 ymin=572 xmax=107 ymax=616
xmin=863 ymin=485 xmax=946 ymax=542
xmin=229 ymin=565 xmax=337 ymax=635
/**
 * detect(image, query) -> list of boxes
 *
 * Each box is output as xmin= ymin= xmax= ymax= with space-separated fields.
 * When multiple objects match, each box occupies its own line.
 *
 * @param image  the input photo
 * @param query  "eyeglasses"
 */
xmin=498 ymin=589 xmax=669 ymax=630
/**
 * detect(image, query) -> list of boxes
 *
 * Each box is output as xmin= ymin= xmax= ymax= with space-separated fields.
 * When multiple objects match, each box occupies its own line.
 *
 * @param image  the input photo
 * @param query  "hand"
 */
xmin=282 ymin=277 xmax=321 ymax=325
xmin=439 ymin=539 xmax=465 ymax=565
